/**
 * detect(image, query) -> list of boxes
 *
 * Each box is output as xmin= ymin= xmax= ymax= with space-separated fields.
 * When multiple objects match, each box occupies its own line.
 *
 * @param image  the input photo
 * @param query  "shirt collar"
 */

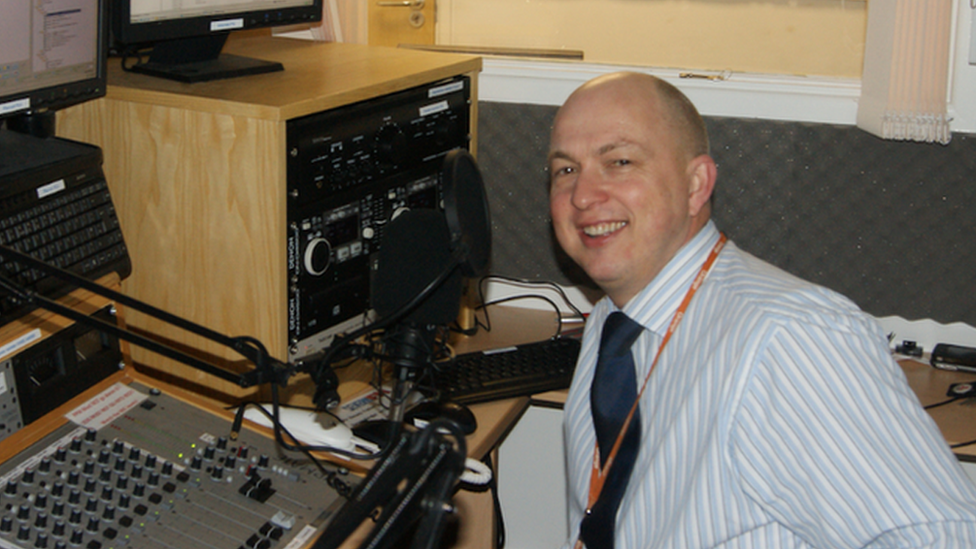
xmin=617 ymin=221 xmax=722 ymax=335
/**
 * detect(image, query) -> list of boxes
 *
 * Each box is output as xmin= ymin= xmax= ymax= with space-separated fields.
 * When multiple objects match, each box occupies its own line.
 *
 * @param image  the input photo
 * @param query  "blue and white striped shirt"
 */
xmin=563 ymin=221 xmax=976 ymax=548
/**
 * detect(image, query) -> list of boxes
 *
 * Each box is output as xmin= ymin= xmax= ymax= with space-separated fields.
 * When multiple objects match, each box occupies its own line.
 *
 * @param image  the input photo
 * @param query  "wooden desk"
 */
xmin=900 ymin=358 xmax=976 ymax=460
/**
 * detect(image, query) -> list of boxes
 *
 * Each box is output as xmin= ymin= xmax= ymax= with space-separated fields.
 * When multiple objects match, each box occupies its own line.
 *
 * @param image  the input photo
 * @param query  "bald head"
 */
xmin=559 ymin=72 xmax=709 ymax=163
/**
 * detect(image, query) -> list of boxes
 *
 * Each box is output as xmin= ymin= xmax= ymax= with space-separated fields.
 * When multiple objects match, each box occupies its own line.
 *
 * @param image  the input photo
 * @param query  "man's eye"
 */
xmin=552 ymin=166 xmax=575 ymax=177
xmin=611 ymin=159 xmax=631 ymax=167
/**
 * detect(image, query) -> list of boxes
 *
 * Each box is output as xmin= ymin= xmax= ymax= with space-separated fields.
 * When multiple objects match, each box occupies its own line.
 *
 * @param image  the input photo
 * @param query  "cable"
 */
xmin=230 ymin=401 xmax=356 ymax=497
xmin=950 ymin=439 xmax=976 ymax=449
xmin=459 ymin=274 xmax=587 ymax=338
xmin=460 ymin=457 xmax=493 ymax=485
xmin=924 ymin=397 xmax=964 ymax=410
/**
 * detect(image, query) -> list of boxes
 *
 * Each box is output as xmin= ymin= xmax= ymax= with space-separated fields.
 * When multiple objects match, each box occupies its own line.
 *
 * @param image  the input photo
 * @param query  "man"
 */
xmin=549 ymin=71 xmax=976 ymax=549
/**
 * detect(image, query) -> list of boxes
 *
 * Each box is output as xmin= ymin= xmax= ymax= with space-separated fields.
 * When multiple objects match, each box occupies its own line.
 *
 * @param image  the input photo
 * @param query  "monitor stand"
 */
xmin=129 ymin=33 xmax=284 ymax=84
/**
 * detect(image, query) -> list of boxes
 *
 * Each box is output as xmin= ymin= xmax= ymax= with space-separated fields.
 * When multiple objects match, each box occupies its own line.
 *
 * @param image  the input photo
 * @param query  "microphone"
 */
xmin=371 ymin=208 xmax=463 ymax=375
xmin=310 ymin=149 xmax=490 ymax=412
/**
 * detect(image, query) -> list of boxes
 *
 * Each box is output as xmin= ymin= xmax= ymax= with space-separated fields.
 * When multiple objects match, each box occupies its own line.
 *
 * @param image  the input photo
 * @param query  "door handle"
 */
xmin=376 ymin=0 xmax=425 ymax=7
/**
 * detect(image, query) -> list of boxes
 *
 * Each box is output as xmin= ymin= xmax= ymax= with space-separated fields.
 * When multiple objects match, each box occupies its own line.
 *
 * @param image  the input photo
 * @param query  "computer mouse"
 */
xmin=405 ymin=400 xmax=478 ymax=435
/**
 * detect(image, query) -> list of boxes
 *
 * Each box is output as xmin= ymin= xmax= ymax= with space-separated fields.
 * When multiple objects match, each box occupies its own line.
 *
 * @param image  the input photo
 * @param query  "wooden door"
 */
xmin=368 ymin=0 xmax=435 ymax=47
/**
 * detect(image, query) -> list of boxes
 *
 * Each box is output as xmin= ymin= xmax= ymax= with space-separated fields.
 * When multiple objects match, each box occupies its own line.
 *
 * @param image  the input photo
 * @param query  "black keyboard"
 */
xmin=433 ymin=336 xmax=582 ymax=404
xmin=0 ymin=141 xmax=131 ymax=322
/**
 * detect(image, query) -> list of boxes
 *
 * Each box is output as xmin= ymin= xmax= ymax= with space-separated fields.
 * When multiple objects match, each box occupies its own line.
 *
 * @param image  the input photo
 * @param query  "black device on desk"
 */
xmin=110 ymin=0 xmax=322 ymax=83
xmin=0 ymin=133 xmax=131 ymax=325
xmin=431 ymin=336 xmax=582 ymax=405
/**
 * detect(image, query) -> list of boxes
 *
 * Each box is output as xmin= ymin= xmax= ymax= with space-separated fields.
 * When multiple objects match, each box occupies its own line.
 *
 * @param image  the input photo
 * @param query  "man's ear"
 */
xmin=687 ymin=154 xmax=717 ymax=217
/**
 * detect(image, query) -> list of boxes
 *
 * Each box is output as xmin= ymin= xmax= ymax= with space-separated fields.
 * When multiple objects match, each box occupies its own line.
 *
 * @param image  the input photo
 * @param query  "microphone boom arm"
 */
xmin=0 ymin=244 xmax=293 ymax=388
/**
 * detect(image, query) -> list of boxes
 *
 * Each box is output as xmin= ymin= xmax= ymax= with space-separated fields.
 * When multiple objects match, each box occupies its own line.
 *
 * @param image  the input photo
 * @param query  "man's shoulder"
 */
xmin=712 ymin=242 xmax=876 ymax=335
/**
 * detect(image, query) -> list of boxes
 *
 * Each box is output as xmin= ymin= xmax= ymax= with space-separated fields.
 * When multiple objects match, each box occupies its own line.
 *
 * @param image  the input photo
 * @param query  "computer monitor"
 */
xmin=0 ymin=0 xmax=108 ymax=138
xmin=111 ymin=0 xmax=323 ymax=83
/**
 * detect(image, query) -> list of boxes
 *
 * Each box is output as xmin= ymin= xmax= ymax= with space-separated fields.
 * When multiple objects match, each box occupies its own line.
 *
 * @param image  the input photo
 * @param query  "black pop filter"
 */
xmin=371 ymin=208 xmax=462 ymax=326
xmin=442 ymin=149 xmax=491 ymax=278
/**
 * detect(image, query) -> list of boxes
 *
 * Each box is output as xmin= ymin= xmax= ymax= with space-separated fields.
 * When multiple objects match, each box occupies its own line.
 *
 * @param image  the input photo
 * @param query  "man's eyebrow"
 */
xmin=548 ymin=140 xmax=637 ymax=164
xmin=547 ymin=150 xmax=574 ymax=164
xmin=598 ymin=141 xmax=635 ymax=155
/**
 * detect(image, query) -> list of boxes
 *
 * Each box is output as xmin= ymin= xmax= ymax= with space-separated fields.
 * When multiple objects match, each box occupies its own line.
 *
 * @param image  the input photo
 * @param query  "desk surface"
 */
xmin=900 ymin=358 xmax=976 ymax=459
xmin=101 ymin=35 xmax=482 ymax=122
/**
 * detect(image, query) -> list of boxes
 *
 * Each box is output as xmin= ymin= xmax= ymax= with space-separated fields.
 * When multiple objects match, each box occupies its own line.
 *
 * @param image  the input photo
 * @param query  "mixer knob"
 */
xmin=34 ymin=532 xmax=48 ymax=548
xmin=21 ymin=469 xmax=34 ymax=485
xmin=51 ymin=502 xmax=64 ymax=517
xmin=144 ymin=454 xmax=157 ymax=470
xmin=111 ymin=441 xmax=124 ymax=455
xmin=203 ymin=446 xmax=216 ymax=461
xmin=34 ymin=512 xmax=47 ymax=529
xmin=374 ymin=123 xmax=407 ymax=166
xmin=160 ymin=461 xmax=173 ymax=476
xmin=5 ymin=480 xmax=17 ymax=495
xmin=84 ymin=429 xmax=97 ymax=443
xmin=52 ymin=520 xmax=65 ymax=536
xmin=216 ymin=437 xmax=228 ymax=451
xmin=190 ymin=456 xmax=203 ymax=471
xmin=97 ymin=450 xmax=110 ymax=465
xmin=39 ymin=458 xmax=51 ymax=474
xmin=303 ymin=238 xmax=332 ymax=276
xmin=70 ymin=529 xmax=83 ymax=544
xmin=0 ymin=515 xmax=12 ymax=532
xmin=53 ymin=448 xmax=67 ymax=463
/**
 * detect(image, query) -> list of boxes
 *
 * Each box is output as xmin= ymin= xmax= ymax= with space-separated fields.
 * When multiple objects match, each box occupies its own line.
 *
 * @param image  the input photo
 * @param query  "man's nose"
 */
xmin=571 ymin=168 xmax=608 ymax=210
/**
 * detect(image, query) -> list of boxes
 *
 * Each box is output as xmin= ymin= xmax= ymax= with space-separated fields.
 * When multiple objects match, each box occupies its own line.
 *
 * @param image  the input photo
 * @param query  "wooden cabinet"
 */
xmin=57 ymin=36 xmax=480 ymax=403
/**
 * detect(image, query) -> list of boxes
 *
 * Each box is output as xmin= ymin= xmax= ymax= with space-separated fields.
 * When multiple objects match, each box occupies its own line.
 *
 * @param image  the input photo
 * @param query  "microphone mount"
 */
xmin=0 ymin=244 xmax=294 ymax=390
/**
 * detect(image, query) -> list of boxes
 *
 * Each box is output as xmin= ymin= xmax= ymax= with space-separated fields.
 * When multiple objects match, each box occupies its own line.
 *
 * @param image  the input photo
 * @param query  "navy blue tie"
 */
xmin=579 ymin=312 xmax=644 ymax=549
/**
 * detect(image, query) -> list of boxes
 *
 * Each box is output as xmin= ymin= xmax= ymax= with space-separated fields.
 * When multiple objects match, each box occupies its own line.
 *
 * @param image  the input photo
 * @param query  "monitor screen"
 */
xmin=111 ymin=0 xmax=323 ymax=83
xmin=0 ymin=0 xmax=107 ymax=137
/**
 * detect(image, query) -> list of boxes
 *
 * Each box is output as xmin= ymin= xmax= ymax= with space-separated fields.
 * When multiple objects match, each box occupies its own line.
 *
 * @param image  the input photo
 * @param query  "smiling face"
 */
xmin=548 ymin=73 xmax=716 ymax=307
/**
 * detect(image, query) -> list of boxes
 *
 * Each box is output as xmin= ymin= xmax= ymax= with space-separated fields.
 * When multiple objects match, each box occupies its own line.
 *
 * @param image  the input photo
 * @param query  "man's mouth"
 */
xmin=582 ymin=221 xmax=627 ymax=237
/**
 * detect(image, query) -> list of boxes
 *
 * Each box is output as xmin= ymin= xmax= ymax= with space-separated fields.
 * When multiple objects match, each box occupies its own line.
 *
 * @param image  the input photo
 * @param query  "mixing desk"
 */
xmin=0 ymin=377 xmax=355 ymax=549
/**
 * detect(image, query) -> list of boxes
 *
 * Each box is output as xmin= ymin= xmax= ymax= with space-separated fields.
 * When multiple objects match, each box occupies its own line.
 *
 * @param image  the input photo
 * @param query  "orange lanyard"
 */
xmin=583 ymin=234 xmax=726 ymax=517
